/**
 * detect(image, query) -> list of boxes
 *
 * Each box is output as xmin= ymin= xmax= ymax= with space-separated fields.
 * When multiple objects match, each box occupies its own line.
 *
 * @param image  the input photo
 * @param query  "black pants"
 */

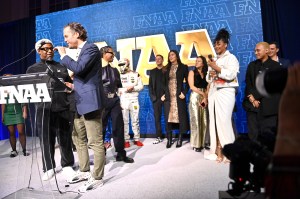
xmin=36 ymin=107 xmax=74 ymax=172
xmin=247 ymin=111 xmax=277 ymax=151
xmin=102 ymin=98 xmax=126 ymax=158
xmin=152 ymin=99 xmax=168 ymax=138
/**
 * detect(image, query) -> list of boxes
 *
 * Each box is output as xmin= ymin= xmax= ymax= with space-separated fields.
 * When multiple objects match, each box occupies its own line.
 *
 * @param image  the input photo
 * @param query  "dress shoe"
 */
xmin=134 ymin=140 xmax=144 ymax=146
xmin=116 ymin=156 xmax=134 ymax=163
xmin=195 ymin=148 xmax=202 ymax=152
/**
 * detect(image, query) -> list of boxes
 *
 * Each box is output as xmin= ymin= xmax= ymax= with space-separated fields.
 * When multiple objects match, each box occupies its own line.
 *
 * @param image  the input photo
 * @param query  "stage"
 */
xmin=0 ymin=137 xmax=233 ymax=199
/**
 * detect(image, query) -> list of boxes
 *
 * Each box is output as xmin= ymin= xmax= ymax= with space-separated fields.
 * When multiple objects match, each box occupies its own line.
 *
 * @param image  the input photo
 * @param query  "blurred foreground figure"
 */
xmin=265 ymin=63 xmax=300 ymax=199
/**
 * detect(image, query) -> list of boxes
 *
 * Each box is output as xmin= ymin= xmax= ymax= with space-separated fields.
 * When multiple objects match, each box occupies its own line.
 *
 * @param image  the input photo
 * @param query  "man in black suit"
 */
xmin=268 ymin=41 xmax=291 ymax=68
xmin=243 ymin=42 xmax=281 ymax=151
xmin=149 ymin=54 xmax=168 ymax=144
xmin=100 ymin=45 xmax=134 ymax=163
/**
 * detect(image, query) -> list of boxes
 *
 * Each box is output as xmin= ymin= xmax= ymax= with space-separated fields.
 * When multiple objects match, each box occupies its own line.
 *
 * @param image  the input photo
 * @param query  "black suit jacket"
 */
xmin=278 ymin=57 xmax=291 ymax=68
xmin=149 ymin=67 xmax=164 ymax=103
xmin=243 ymin=57 xmax=281 ymax=116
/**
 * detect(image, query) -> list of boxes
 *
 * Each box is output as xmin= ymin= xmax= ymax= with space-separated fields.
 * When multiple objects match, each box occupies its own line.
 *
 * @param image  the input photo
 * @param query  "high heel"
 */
xmin=176 ymin=133 xmax=182 ymax=148
xmin=166 ymin=132 xmax=172 ymax=148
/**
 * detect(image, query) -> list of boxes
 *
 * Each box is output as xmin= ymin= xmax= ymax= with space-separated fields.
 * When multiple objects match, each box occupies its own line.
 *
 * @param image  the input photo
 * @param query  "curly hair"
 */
xmin=214 ymin=28 xmax=230 ymax=44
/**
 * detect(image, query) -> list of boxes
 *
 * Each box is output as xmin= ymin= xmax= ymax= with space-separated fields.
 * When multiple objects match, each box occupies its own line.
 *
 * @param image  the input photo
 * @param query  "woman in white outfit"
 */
xmin=204 ymin=29 xmax=239 ymax=163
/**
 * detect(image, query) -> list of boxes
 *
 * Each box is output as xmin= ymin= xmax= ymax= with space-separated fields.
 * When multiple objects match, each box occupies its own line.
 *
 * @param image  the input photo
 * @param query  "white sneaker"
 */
xmin=78 ymin=176 xmax=104 ymax=193
xmin=153 ymin=137 xmax=163 ymax=144
xmin=67 ymin=170 xmax=91 ymax=184
xmin=42 ymin=169 xmax=55 ymax=181
xmin=62 ymin=166 xmax=76 ymax=182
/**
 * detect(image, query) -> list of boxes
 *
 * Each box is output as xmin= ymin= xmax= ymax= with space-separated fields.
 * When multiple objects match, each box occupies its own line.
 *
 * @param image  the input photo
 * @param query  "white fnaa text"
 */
xmin=0 ymin=83 xmax=51 ymax=104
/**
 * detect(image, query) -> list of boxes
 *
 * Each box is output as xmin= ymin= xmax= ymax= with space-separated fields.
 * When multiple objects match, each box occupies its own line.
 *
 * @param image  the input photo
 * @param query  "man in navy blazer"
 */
xmin=56 ymin=22 xmax=105 ymax=193
xmin=268 ymin=41 xmax=291 ymax=68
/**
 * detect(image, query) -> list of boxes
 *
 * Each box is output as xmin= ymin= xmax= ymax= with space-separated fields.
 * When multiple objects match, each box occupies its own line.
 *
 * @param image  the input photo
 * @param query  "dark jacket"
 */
xmin=149 ymin=67 xmax=164 ymax=103
xmin=26 ymin=60 xmax=71 ymax=112
xmin=243 ymin=57 xmax=281 ymax=116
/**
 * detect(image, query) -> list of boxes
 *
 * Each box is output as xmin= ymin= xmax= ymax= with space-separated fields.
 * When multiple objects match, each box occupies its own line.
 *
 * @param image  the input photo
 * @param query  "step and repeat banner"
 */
xmin=36 ymin=0 xmax=262 ymax=136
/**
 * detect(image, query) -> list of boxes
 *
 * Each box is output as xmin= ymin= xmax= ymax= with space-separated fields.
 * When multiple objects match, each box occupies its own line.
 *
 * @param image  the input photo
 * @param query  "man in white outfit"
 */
xmin=118 ymin=59 xmax=144 ymax=148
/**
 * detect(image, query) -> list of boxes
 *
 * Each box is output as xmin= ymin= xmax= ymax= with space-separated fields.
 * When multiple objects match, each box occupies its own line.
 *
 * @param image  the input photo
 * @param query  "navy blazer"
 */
xmin=60 ymin=42 xmax=104 ymax=115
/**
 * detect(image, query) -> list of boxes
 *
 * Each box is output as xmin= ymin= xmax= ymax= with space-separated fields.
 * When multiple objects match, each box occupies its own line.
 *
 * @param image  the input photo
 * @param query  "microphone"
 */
xmin=208 ymin=54 xmax=213 ymax=62
xmin=256 ymin=67 xmax=288 ymax=97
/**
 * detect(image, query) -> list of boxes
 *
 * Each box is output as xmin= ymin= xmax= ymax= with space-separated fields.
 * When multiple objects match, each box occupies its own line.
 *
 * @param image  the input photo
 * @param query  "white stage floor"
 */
xmin=0 ymin=137 xmax=233 ymax=199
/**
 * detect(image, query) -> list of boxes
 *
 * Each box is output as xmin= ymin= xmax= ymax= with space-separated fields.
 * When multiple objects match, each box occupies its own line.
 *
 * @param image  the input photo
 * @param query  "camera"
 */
xmin=223 ymin=136 xmax=272 ymax=196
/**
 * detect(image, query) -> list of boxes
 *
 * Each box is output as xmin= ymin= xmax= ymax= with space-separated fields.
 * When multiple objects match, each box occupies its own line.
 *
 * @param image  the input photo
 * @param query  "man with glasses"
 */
xmin=26 ymin=38 xmax=76 ymax=182
xmin=100 ymin=45 xmax=134 ymax=163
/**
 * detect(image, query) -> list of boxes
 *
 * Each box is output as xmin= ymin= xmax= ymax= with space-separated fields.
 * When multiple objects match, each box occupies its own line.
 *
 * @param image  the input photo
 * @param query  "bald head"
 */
xmin=255 ymin=42 xmax=270 ymax=62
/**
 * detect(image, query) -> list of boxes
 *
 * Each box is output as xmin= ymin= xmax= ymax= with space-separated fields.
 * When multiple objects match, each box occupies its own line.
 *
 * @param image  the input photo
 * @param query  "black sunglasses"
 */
xmin=40 ymin=47 xmax=54 ymax=52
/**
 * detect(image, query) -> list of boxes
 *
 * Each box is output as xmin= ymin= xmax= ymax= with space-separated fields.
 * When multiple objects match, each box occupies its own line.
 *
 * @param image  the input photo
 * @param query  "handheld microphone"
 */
xmin=208 ymin=54 xmax=213 ymax=62
xmin=256 ymin=67 xmax=288 ymax=97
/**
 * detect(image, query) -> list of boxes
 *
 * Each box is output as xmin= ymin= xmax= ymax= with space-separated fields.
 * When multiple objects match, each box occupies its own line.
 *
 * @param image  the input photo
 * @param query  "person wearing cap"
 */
xmin=26 ymin=38 xmax=76 ymax=181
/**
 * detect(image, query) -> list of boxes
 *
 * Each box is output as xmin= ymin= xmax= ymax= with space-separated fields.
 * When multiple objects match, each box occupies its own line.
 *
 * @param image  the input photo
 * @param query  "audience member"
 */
xmin=118 ymin=58 xmax=144 ymax=148
xmin=162 ymin=50 xmax=189 ymax=148
xmin=188 ymin=56 xmax=208 ymax=152
xmin=204 ymin=29 xmax=239 ymax=163
xmin=27 ymin=39 xmax=75 ymax=181
xmin=100 ymin=46 xmax=134 ymax=163
xmin=56 ymin=22 xmax=105 ymax=192
xmin=149 ymin=54 xmax=168 ymax=144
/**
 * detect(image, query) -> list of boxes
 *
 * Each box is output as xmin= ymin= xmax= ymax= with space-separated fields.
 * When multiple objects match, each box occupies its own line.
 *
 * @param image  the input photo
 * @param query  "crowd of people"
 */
xmin=1 ymin=22 xmax=291 ymax=193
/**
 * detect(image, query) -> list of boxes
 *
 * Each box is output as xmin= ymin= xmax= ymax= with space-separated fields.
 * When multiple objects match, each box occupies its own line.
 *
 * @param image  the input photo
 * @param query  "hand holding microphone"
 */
xmin=207 ymin=54 xmax=218 ymax=80
xmin=54 ymin=46 xmax=67 ymax=57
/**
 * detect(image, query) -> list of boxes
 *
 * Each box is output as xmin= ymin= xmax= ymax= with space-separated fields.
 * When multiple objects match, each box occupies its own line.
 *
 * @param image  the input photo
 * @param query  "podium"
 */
xmin=0 ymin=72 xmax=79 ymax=198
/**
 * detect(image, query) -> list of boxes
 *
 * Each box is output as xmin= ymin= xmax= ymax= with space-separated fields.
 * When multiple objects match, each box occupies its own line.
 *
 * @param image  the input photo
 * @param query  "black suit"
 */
xmin=149 ymin=67 xmax=168 ymax=138
xmin=243 ymin=57 xmax=281 ymax=146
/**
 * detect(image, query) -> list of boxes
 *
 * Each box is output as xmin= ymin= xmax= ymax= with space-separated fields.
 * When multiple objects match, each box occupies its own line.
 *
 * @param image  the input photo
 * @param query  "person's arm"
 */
xmin=22 ymin=105 xmax=27 ymax=119
xmin=217 ymin=54 xmax=239 ymax=81
xmin=133 ymin=73 xmax=143 ymax=92
xmin=60 ymin=44 xmax=100 ymax=77
xmin=188 ymin=70 xmax=205 ymax=96
xmin=1 ymin=104 xmax=5 ymax=123
xmin=148 ymin=70 xmax=156 ymax=102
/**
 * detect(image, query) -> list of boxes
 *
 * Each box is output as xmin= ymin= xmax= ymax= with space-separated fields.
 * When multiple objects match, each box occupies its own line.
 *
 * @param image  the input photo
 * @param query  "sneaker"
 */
xmin=67 ymin=170 xmax=91 ymax=184
xmin=42 ymin=169 xmax=55 ymax=181
xmin=124 ymin=141 xmax=130 ymax=148
xmin=10 ymin=150 xmax=18 ymax=158
xmin=78 ymin=176 xmax=104 ymax=193
xmin=134 ymin=140 xmax=144 ymax=146
xmin=153 ymin=137 xmax=163 ymax=144
xmin=62 ymin=166 xmax=76 ymax=182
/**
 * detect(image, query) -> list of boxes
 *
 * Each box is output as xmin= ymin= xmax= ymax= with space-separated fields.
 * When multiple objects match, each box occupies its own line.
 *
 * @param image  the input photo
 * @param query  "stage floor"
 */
xmin=0 ymin=137 xmax=232 ymax=199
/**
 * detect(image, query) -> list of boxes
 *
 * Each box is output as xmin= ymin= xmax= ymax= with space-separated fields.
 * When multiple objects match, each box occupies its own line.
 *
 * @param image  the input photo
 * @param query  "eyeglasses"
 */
xmin=40 ymin=47 xmax=54 ymax=52
xmin=106 ymin=51 xmax=115 ymax=56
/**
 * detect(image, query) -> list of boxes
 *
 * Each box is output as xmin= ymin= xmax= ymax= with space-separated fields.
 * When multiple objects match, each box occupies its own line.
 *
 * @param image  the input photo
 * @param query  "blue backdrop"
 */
xmin=35 ymin=0 xmax=262 ymax=137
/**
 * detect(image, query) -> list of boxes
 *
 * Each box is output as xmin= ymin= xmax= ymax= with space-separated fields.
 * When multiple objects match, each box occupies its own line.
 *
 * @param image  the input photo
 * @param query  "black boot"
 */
xmin=166 ymin=132 xmax=172 ymax=148
xmin=176 ymin=133 xmax=183 ymax=148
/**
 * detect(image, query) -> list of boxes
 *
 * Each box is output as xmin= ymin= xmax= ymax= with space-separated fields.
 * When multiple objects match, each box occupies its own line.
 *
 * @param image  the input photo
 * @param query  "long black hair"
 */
xmin=194 ymin=56 xmax=208 ymax=77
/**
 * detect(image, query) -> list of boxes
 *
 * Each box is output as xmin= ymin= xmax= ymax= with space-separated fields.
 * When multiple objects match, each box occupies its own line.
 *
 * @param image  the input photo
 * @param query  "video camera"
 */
xmin=223 ymin=136 xmax=272 ymax=196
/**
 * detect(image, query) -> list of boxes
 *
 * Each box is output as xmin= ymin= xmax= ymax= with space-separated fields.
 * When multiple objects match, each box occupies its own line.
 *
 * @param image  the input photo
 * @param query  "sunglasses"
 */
xmin=40 ymin=47 xmax=55 ymax=52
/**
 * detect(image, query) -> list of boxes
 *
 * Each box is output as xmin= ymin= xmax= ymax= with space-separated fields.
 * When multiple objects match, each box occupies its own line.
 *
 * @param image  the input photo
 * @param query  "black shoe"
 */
xmin=23 ymin=150 xmax=30 ymax=156
xmin=176 ymin=134 xmax=183 ymax=148
xmin=116 ymin=156 xmax=134 ymax=163
xmin=195 ymin=148 xmax=202 ymax=152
